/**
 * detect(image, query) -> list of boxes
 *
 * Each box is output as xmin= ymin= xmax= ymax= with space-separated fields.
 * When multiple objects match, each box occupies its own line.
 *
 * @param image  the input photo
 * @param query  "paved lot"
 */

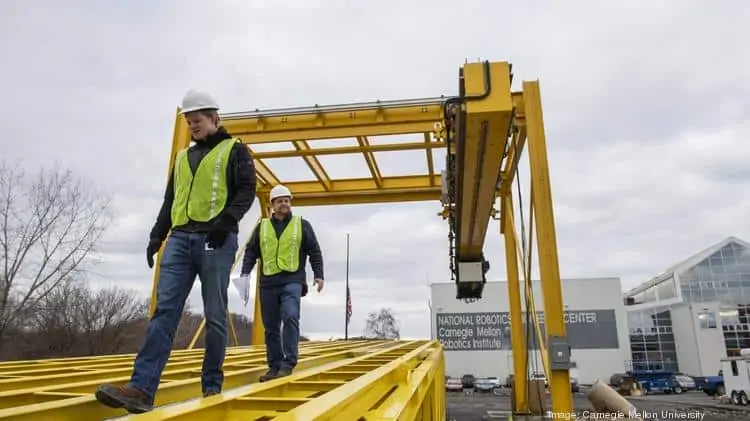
xmin=445 ymin=389 xmax=750 ymax=421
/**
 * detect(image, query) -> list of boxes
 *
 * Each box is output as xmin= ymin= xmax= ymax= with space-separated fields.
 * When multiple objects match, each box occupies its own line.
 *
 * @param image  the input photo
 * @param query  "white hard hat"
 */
xmin=270 ymin=185 xmax=292 ymax=202
xmin=180 ymin=90 xmax=220 ymax=114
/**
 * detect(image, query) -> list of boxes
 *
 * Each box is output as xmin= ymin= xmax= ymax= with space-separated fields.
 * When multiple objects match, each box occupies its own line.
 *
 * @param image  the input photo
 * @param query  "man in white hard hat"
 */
xmin=94 ymin=90 xmax=257 ymax=413
xmin=239 ymin=184 xmax=325 ymax=382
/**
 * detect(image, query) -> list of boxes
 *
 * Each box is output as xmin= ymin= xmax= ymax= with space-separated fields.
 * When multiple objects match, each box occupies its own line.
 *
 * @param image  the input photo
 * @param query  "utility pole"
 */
xmin=344 ymin=233 xmax=351 ymax=340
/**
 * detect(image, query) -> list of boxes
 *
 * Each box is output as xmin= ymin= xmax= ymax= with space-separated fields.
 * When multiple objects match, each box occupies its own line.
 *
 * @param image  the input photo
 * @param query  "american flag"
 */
xmin=346 ymin=285 xmax=353 ymax=325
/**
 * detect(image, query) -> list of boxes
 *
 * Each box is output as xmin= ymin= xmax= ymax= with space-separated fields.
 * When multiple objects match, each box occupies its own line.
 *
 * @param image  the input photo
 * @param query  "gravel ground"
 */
xmin=445 ymin=389 xmax=750 ymax=421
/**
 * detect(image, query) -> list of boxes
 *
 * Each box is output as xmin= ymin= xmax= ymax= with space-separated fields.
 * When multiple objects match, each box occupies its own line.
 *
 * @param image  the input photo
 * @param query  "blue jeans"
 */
xmin=260 ymin=283 xmax=303 ymax=371
xmin=129 ymin=230 xmax=237 ymax=402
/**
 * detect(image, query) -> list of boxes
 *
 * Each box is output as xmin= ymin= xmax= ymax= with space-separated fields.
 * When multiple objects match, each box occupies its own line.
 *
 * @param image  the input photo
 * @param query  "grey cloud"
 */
xmin=2 ymin=1 xmax=749 ymax=339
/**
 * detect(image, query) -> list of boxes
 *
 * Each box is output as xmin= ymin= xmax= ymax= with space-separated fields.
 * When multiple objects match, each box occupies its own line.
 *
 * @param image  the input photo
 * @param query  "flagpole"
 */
xmin=344 ymin=233 xmax=350 ymax=340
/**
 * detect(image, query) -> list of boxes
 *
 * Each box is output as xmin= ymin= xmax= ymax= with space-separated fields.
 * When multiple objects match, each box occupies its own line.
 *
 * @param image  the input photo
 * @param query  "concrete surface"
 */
xmin=445 ymin=389 xmax=750 ymax=421
xmin=630 ymin=390 xmax=750 ymax=413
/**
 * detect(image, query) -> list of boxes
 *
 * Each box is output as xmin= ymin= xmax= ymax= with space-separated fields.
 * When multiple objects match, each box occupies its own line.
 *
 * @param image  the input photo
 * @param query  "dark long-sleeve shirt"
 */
xmin=241 ymin=212 xmax=324 ymax=289
xmin=149 ymin=126 xmax=257 ymax=241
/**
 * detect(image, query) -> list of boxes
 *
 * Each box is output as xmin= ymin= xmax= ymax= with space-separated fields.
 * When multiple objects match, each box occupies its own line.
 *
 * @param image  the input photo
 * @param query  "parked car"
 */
xmin=445 ymin=377 xmax=463 ymax=391
xmin=474 ymin=377 xmax=496 ymax=392
xmin=531 ymin=372 xmax=547 ymax=387
xmin=487 ymin=376 xmax=501 ymax=388
xmin=461 ymin=374 xmax=476 ymax=389
xmin=505 ymin=372 xmax=579 ymax=392
xmin=570 ymin=376 xmax=580 ymax=393
xmin=672 ymin=374 xmax=696 ymax=393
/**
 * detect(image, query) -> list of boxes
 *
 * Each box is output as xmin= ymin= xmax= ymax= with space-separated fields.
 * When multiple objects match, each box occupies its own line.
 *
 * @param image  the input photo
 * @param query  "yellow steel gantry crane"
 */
xmin=0 ymin=60 xmax=573 ymax=420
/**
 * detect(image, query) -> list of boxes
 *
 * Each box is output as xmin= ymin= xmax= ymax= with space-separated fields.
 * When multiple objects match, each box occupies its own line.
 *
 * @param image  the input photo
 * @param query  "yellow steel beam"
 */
xmin=357 ymin=136 xmax=383 ymax=188
xmin=502 ymin=196 xmax=528 ymax=413
xmin=363 ymin=342 xmax=445 ymax=420
xmin=278 ymin=188 xmax=441 ymax=207
xmin=424 ymin=132 xmax=436 ymax=186
xmin=250 ymin=150 xmax=281 ymax=187
xmin=108 ymin=340 xmax=442 ymax=421
xmin=254 ymin=174 xmax=442 ymax=207
xmin=292 ymin=140 xmax=332 ymax=191
xmin=455 ymin=61 xmax=513 ymax=259
xmin=523 ymin=80 xmax=572 ymax=418
xmin=251 ymin=139 xmax=444 ymax=159
xmin=269 ymin=174 xmax=439 ymax=195
xmin=0 ymin=341 xmax=380 ymax=420
xmin=217 ymin=98 xmax=445 ymax=144
xmin=0 ymin=348 xmax=221 ymax=377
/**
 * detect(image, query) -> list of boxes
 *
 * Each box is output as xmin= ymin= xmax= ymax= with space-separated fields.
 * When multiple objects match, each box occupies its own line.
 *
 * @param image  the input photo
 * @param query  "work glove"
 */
xmin=205 ymin=215 xmax=234 ymax=249
xmin=231 ymin=274 xmax=251 ymax=306
xmin=146 ymin=238 xmax=162 ymax=268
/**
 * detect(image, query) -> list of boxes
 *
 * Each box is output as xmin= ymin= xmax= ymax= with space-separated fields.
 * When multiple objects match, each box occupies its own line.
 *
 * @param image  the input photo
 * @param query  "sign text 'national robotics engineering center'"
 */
xmin=435 ymin=310 xmax=619 ymax=351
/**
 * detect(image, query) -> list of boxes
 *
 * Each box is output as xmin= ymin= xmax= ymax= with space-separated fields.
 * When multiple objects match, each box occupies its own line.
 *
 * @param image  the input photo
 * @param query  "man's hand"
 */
xmin=313 ymin=278 xmax=324 ymax=293
xmin=206 ymin=215 xmax=234 ymax=249
xmin=146 ymin=238 xmax=162 ymax=268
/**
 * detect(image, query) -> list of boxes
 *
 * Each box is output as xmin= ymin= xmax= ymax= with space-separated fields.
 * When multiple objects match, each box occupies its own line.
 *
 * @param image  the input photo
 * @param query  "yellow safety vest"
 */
xmin=170 ymin=138 xmax=238 ymax=227
xmin=260 ymin=216 xmax=303 ymax=276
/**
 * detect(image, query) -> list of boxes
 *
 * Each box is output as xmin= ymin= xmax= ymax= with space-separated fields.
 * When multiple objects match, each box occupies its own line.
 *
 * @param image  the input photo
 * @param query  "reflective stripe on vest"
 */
xmin=170 ymin=137 xmax=238 ymax=227
xmin=260 ymin=215 xmax=303 ymax=276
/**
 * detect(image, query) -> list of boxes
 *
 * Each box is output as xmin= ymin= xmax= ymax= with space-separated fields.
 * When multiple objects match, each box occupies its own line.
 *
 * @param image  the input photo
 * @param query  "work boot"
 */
xmin=277 ymin=367 xmax=292 ymax=378
xmin=203 ymin=390 xmax=220 ymax=398
xmin=259 ymin=369 xmax=278 ymax=382
xmin=94 ymin=383 xmax=152 ymax=414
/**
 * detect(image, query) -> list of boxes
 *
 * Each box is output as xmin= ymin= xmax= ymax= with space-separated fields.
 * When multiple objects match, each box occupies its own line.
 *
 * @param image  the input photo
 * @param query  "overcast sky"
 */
xmin=2 ymin=1 xmax=748 ymax=340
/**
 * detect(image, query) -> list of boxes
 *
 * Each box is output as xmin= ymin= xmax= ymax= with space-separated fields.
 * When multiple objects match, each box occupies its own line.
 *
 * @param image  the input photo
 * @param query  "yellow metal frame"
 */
xmin=0 ymin=60 xmax=572 ymax=420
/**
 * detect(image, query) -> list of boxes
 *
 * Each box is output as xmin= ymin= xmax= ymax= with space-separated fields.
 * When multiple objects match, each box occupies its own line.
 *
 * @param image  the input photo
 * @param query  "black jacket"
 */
xmin=241 ymin=212 xmax=324 ymax=290
xmin=149 ymin=126 xmax=257 ymax=241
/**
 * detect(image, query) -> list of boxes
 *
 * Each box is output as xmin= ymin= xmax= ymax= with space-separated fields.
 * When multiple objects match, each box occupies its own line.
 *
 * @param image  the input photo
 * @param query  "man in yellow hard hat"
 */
xmin=93 ymin=90 xmax=257 ymax=413
xmin=239 ymin=184 xmax=325 ymax=382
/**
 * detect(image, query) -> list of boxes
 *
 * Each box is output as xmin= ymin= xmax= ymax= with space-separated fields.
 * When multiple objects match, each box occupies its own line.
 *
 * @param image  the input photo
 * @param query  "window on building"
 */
xmin=720 ymin=306 xmax=740 ymax=325
xmin=657 ymin=276 xmax=676 ymax=301
xmin=698 ymin=311 xmax=717 ymax=329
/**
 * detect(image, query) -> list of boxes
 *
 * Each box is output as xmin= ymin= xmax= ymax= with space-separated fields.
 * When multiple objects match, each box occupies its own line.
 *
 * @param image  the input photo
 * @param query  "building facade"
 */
xmin=430 ymin=278 xmax=630 ymax=384
xmin=623 ymin=236 xmax=750 ymax=376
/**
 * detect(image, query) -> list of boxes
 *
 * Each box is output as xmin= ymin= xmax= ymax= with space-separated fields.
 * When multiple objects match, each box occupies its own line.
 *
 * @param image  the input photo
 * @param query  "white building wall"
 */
xmin=688 ymin=302 xmax=726 ymax=376
xmin=430 ymin=278 xmax=630 ymax=384
xmin=670 ymin=305 xmax=702 ymax=376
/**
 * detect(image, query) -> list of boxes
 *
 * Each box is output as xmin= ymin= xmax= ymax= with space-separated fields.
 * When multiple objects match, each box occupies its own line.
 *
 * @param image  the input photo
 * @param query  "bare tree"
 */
xmin=25 ymin=279 xmax=85 ymax=357
xmin=0 ymin=163 xmax=112 ymax=343
xmin=14 ymin=280 xmax=148 ymax=358
xmin=364 ymin=307 xmax=400 ymax=340
xmin=78 ymin=284 xmax=149 ymax=355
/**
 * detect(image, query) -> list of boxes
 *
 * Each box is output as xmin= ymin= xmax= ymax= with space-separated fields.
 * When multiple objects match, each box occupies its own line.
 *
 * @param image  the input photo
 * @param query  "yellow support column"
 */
xmin=150 ymin=108 xmax=191 ymax=316
xmin=251 ymin=198 xmax=271 ymax=346
xmin=503 ymin=195 xmax=528 ymax=413
xmin=523 ymin=80 xmax=572 ymax=418
xmin=188 ymin=319 xmax=206 ymax=349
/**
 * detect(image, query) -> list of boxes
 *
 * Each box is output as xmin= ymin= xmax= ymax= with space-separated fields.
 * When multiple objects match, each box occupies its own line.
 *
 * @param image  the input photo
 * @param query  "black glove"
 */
xmin=206 ymin=215 xmax=234 ymax=249
xmin=146 ymin=238 xmax=163 ymax=268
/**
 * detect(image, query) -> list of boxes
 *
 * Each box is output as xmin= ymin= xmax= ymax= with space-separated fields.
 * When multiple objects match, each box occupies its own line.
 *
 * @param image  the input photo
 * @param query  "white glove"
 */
xmin=231 ymin=275 xmax=251 ymax=307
